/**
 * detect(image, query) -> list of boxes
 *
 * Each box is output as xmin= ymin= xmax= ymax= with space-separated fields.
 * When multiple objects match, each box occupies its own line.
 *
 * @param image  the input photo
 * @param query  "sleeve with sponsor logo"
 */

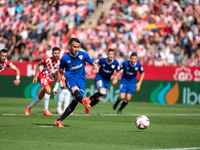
xmin=139 ymin=64 xmax=144 ymax=74
xmin=84 ymin=52 xmax=94 ymax=65
xmin=115 ymin=61 xmax=121 ymax=72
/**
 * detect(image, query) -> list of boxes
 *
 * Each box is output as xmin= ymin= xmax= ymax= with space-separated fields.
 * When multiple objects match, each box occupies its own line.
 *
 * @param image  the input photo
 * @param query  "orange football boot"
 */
xmin=43 ymin=110 xmax=53 ymax=116
xmin=84 ymin=107 xmax=89 ymax=115
xmin=54 ymin=120 xmax=64 ymax=127
xmin=25 ymin=105 xmax=31 ymax=115
xmin=82 ymin=97 xmax=91 ymax=110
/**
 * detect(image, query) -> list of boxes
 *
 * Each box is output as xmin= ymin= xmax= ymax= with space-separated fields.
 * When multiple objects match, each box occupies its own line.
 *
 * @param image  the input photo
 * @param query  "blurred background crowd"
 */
xmin=0 ymin=0 xmax=200 ymax=67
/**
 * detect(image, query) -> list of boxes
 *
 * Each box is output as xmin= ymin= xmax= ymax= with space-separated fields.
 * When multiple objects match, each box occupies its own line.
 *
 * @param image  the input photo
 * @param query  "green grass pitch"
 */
xmin=0 ymin=97 xmax=200 ymax=150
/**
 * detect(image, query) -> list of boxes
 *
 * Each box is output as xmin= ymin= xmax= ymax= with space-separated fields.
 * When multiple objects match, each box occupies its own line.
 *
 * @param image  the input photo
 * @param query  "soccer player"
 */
xmin=56 ymin=71 xmax=72 ymax=115
xmin=25 ymin=47 xmax=61 ymax=116
xmin=0 ymin=49 xmax=20 ymax=85
xmin=84 ymin=49 xmax=121 ymax=114
xmin=113 ymin=52 xmax=145 ymax=114
xmin=53 ymin=38 xmax=99 ymax=127
xmin=56 ymin=49 xmax=72 ymax=115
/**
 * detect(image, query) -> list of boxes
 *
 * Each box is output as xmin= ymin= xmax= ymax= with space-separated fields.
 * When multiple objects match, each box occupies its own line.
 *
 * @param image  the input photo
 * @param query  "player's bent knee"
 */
xmin=99 ymin=89 xmax=106 ymax=95
xmin=72 ymin=86 xmax=79 ymax=94
xmin=125 ymin=99 xmax=130 ymax=103
xmin=46 ymin=89 xmax=51 ymax=95
xmin=44 ymin=87 xmax=51 ymax=95
xmin=97 ymin=97 xmax=103 ymax=101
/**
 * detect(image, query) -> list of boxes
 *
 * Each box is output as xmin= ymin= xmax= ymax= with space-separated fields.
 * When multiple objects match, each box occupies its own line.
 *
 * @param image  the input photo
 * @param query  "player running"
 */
xmin=0 ymin=49 xmax=20 ymax=85
xmin=84 ymin=49 xmax=121 ymax=114
xmin=53 ymin=38 xmax=99 ymax=127
xmin=25 ymin=47 xmax=61 ymax=116
xmin=56 ymin=49 xmax=72 ymax=115
xmin=113 ymin=52 xmax=145 ymax=114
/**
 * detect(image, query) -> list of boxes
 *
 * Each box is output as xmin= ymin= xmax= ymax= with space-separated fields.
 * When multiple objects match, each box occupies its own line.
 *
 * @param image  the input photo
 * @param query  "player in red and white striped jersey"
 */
xmin=25 ymin=47 xmax=61 ymax=116
xmin=0 ymin=49 xmax=20 ymax=85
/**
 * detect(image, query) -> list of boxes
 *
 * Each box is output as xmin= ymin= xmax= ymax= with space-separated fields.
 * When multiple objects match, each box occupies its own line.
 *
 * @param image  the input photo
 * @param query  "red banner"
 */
xmin=1 ymin=62 xmax=200 ymax=81
xmin=0 ymin=62 xmax=38 ymax=77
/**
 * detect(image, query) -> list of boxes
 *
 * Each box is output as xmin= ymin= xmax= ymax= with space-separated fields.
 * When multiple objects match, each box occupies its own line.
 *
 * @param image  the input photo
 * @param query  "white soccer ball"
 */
xmin=135 ymin=115 xmax=150 ymax=129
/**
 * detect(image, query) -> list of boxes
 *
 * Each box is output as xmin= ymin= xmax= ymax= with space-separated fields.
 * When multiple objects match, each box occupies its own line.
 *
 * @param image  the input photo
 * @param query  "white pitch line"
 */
xmin=130 ymin=147 xmax=200 ymax=150
xmin=1 ymin=113 xmax=200 ymax=116
xmin=39 ymin=126 xmax=52 ymax=128
xmin=1 ymin=114 xmax=25 ymax=116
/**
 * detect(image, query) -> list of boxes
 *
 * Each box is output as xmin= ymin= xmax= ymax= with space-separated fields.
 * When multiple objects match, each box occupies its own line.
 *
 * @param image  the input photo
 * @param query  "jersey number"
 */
xmin=41 ymin=78 xmax=47 ymax=85
xmin=97 ymin=80 xmax=103 ymax=88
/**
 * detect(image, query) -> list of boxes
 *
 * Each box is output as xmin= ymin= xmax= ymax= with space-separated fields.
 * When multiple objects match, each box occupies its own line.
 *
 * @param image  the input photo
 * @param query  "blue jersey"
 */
xmin=121 ymin=61 xmax=144 ymax=83
xmin=59 ymin=50 xmax=94 ymax=81
xmin=97 ymin=58 xmax=120 ymax=81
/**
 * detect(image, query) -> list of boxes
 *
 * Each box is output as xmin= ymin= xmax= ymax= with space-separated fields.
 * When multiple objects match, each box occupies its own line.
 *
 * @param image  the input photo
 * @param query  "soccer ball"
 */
xmin=135 ymin=115 xmax=150 ymax=129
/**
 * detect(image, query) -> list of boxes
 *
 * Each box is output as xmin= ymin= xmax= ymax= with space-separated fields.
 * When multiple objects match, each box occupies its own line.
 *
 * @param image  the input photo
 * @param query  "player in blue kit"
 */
xmin=113 ymin=52 xmax=145 ymax=114
xmin=52 ymin=38 xmax=99 ymax=127
xmin=84 ymin=49 xmax=121 ymax=114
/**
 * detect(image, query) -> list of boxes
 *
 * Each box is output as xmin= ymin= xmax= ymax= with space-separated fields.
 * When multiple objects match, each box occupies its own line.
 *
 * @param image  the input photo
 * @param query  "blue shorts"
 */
xmin=95 ymin=73 xmax=110 ymax=90
xmin=65 ymin=78 xmax=86 ymax=96
xmin=120 ymin=78 xmax=136 ymax=95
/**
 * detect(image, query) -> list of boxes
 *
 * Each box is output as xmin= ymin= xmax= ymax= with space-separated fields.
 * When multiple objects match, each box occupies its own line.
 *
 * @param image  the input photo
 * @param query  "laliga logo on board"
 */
xmin=24 ymin=82 xmax=41 ymax=99
xmin=150 ymin=82 xmax=179 ymax=105
xmin=173 ymin=66 xmax=193 ymax=81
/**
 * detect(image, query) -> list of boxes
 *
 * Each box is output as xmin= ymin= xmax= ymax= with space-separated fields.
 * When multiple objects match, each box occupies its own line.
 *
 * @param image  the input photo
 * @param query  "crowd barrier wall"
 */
xmin=1 ymin=62 xmax=200 ymax=105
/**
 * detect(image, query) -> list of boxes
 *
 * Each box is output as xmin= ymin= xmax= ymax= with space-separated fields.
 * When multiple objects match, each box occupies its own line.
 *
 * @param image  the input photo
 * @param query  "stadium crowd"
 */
xmin=0 ymin=0 xmax=200 ymax=67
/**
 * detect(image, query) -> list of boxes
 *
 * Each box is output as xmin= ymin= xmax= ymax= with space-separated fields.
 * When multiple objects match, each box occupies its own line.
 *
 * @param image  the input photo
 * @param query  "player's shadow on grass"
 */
xmin=32 ymin=123 xmax=70 ymax=127
xmin=132 ymin=130 xmax=149 ymax=132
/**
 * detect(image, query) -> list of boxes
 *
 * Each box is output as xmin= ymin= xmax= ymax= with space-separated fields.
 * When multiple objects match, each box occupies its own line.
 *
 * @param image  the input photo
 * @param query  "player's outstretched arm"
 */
xmin=92 ymin=62 xmax=99 ymax=73
xmin=53 ymin=68 xmax=64 ymax=96
xmin=136 ymin=72 xmax=145 ymax=91
xmin=12 ymin=66 xmax=20 ymax=86
xmin=32 ymin=63 xmax=40 ymax=84
xmin=112 ymin=71 xmax=120 ymax=85
xmin=87 ymin=65 xmax=95 ymax=78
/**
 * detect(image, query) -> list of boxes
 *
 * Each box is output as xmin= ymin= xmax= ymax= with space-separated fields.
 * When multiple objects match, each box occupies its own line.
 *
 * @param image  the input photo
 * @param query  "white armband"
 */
xmin=16 ymin=76 xmax=20 ymax=79
xmin=53 ymin=82 xmax=59 ymax=91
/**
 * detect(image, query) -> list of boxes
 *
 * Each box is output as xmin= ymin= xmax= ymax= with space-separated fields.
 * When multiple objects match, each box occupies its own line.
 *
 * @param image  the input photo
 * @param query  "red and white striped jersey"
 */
xmin=0 ymin=59 xmax=15 ymax=73
xmin=172 ymin=22 xmax=182 ymax=34
xmin=137 ymin=48 xmax=146 ymax=58
xmin=68 ymin=5 xmax=77 ymax=15
xmin=76 ymin=5 xmax=87 ymax=16
xmin=23 ymin=5 xmax=33 ymax=15
xmin=39 ymin=57 xmax=61 ymax=82
xmin=77 ymin=30 xmax=88 ymax=41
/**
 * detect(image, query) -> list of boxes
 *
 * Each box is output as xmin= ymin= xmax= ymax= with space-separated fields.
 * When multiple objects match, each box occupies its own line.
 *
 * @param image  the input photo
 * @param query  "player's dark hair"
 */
xmin=0 ymin=49 xmax=8 ymax=54
xmin=52 ymin=47 xmax=60 ymax=52
xmin=107 ymin=49 xmax=115 ymax=53
xmin=130 ymin=52 xmax=137 ymax=57
xmin=69 ymin=38 xmax=81 ymax=45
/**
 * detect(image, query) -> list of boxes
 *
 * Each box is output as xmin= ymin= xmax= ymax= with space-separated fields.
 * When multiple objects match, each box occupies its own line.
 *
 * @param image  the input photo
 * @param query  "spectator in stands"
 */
xmin=86 ymin=0 xmax=96 ymax=16
xmin=74 ymin=1 xmax=87 ymax=28
xmin=154 ymin=55 xmax=165 ymax=66
xmin=1 ymin=0 xmax=200 ymax=67
xmin=165 ymin=46 xmax=177 ymax=66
